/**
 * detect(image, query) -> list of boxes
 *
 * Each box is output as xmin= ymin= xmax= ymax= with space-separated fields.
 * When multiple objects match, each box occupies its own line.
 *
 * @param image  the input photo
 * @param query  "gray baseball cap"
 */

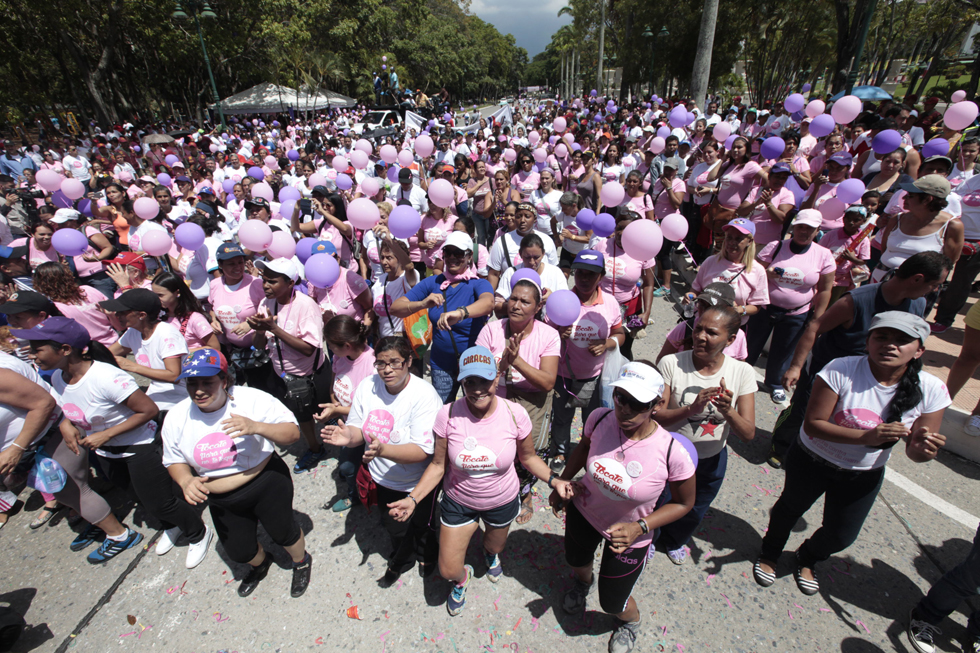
xmin=900 ymin=174 xmax=951 ymax=199
xmin=869 ymin=311 xmax=930 ymax=345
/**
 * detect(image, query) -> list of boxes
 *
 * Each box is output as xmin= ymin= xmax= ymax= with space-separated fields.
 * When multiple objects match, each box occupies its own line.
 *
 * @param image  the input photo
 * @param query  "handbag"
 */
xmin=272 ymin=302 xmax=321 ymax=416
xmin=355 ymin=463 xmax=378 ymax=512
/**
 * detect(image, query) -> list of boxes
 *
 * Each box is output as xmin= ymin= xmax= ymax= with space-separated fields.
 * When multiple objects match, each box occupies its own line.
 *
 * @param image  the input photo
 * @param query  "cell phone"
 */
xmin=298 ymin=199 xmax=312 ymax=215
xmin=822 ymin=168 xmax=829 ymax=177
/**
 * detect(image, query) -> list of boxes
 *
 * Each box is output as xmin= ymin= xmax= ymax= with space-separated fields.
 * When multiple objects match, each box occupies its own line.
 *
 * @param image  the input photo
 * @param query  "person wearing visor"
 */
xmin=756 ymin=313 xmax=948 ymax=598
xmin=551 ymin=361 xmax=697 ymax=653
xmin=387 ymin=346 xmax=574 ymax=616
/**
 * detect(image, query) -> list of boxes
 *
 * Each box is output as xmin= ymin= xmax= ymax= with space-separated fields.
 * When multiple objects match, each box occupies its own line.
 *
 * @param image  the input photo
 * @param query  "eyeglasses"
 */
xmin=613 ymin=390 xmax=654 ymax=413
xmin=374 ymin=358 xmax=407 ymax=371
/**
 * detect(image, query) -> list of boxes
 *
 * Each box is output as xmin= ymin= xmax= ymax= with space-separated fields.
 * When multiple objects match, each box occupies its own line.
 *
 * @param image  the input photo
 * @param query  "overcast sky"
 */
xmin=470 ymin=0 xmax=572 ymax=58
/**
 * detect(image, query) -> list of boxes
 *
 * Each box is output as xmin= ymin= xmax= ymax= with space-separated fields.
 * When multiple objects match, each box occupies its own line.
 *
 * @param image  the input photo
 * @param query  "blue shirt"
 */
xmin=0 ymin=154 xmax=37 ymax=179
xmin=389 ymin=72 xmax=399 ymax=91
xmin=406 ymin=275 xmax=492 ymax=371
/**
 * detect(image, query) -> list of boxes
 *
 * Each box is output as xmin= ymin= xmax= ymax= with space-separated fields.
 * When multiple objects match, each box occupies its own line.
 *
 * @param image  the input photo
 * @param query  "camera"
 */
xmin=13 ymin=189 xmax=44 ymax=201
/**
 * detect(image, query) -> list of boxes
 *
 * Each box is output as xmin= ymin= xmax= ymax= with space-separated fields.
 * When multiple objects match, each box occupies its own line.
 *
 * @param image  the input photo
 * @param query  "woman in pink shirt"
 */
xmin=692 ymin=218 xmax=770 ymax=324
xmin=386 ymin=346 xmax=574 ymax=616
xmin=550 ymin=361 xmax=696 ymax=652
xmin=152 ymin=270 xmax=220 ymax=351
xmin=511 ymin=153 xmax=541 ymax=196
xmin=317 ymin=315 xmax=376 ymax=513
xmin=476 ymin=277 xmax=560 ymax=524
xmin=31 ymin=262 xmax=117 ymax=346
xmin=12 ymin=222 xmax=58 ymax=269
xmin=698 ymin=137 xmax=766 ymax=248
xmin=737 ymin=162 xmax=796 ymax=244
xmin=417 ymin=205 xmax=457 ymax=270
xmin=594 ymin=213 xmax=655 ymax=358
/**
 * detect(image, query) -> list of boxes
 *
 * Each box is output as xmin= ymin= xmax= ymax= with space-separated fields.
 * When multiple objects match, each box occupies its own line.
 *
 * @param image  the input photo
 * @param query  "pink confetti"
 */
xmin=531 ymin=618 xmax=539 ymax=632
xmin=761 ymin=467 xmax=770 ymax=474
xmin=794 ymin=603 xmax=804 ymax=611
xmin=856 ymin=620 xmax=870 ymax=634
xmin=662 ymin=626 xmax=667 ymax=636
xmin=677 ymin=645 xmax=686 ymax=652
xmin=720 ymin=593 xmax=732 ymax=607
xmin=706 ymin=574 xmax=715 ymax=586
xmin=819 ymin=608 xmax=832 ymax=612
xmin=832 ymin=565 xmax=852 ymax=576
xmin=788 ymin=610 xmax=794 ymax=619
xmin=380 ymin=630 xmax=390 ymax=642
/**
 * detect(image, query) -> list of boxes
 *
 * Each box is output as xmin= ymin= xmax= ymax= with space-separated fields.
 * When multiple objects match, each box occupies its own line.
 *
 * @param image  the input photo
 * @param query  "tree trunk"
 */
xmin=970 ymin=45 xmax=980 ymax=102
xmin=690 ymin=0 xmax=720 ymax=110
xmin=915 ymin=27 xmax=957 ymax=98
xmin=619 ymin=9 xmax=635 ymax=101
xmin=831 ymin=0 xmax=875 ymax=93
xmin=597 ymin=0 xmax=606 ymax=94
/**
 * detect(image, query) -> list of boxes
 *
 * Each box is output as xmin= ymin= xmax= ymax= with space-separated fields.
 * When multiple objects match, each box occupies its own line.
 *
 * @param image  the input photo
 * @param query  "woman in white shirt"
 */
xmin=162 ymin=348 xmax=313 ymax=598
xmin=754 ymin=312 xmax=949 ymax=596
xmin=529 ymin=169 xmax=563 ymax=237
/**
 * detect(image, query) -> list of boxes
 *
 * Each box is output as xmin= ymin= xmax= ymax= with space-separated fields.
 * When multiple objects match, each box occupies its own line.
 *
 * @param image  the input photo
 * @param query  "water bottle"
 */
xmin=37 ymin=457 xmax=67 ymax=493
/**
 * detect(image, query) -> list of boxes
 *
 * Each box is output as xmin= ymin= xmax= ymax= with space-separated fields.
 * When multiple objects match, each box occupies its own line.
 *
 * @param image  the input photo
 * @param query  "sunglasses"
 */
xmin=613 ymin=389 xmax=654 ymax=413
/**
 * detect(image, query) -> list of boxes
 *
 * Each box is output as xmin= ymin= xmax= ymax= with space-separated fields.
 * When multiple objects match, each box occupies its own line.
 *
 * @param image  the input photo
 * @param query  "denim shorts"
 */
xmin=440 ymin=492 xmax=521 ymax=528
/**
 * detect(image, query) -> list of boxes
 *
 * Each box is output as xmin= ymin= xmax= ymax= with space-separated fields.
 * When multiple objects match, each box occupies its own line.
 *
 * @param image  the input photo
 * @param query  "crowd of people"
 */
xmin=0 ymin=88 xmax=976 ymax=653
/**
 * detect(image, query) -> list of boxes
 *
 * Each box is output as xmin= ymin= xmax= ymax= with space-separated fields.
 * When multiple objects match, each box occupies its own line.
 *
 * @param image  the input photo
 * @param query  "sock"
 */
xmin=456 ymin=567 xmax=469 ymax=587
xmin=107 ymin=528 xmax=131 ymax=542
xmin=292 ymin=552 xmax=311 ymax=568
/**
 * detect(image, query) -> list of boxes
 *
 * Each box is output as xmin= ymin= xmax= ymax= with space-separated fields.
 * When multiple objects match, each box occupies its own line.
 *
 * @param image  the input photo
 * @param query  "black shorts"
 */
xmin=559 ymin=247 xmax=578 ymax=270
xmin=656 ymin=238 xmax=677 ymax=270
xmin=564 ymin=501 xmax=650 ymax=615
xmin=440 ymin=492 xmax=521 ymax=528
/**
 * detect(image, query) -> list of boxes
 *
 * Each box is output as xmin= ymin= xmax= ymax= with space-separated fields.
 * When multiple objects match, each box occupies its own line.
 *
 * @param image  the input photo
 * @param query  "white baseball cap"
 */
xmin=792 ymin=208 xmax=823 ymax=229
xmin=255 ymin=257 xmax=300 ymax=282
xmin=610 ymin=362 xmax=665 ymax=404
xmin=51 ymin=208 xmax=82 ymax=224
xmin=443 ymin=231 xmax=473 ymax=253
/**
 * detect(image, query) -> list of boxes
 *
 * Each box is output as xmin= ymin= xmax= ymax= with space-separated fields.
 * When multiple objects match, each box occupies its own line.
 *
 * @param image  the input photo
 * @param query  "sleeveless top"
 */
xmin=861 ymin=153 xmax=881 ymax=176
xmin=576 ymin=172 xmax=597 ymax=210
xmin=879 ymin=214 xmax=950 ymax=271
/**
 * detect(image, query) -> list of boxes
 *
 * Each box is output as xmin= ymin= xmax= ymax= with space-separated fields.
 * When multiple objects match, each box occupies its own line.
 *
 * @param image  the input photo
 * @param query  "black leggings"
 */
xmin=376 ymin=483 xmax=440 ymax=574
xmin=207 ymin=454 xmax=302 ymax=564
xmin=98 ymin=445 xmax=206 ymax=542
xmin=564 ymin=502 xmax=650 ymax=615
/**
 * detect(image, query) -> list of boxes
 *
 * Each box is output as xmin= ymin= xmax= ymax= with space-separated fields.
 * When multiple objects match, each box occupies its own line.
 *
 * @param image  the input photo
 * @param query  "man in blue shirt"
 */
xmin=389 ymin=68 xmax=400 ymax=105
xmin=0 ymin=140 xmax=37 ymax=180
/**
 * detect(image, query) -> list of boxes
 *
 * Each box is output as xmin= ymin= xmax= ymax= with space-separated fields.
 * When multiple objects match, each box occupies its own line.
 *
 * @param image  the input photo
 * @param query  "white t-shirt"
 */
xmin=128 ymin=219 xmax=168 ymax=255
xmin=50 ymin=361 xmax=156 ymax=458
xmin=345 ymin=374 xmax=443 ymax=492
xmin=489 ymin=229 xmax=559 ymax=272
xmin=372 ymin=270 xmax=418 ymax=338
xmin=530 ymin=189 xmax=563 ymax=235
xmin=162 ymin=387 xmax=297 ymax=477
xmin=800 ymin=355 xmax=951 ymax=471
xmin=0 ymin=352 xmax=59 ymax=452
xmin=496 ymin=263 xmax=568 ymax=300
xmin=119 ymin=322 xmax=189 ymax=410
xmin=62 ymin=155 xmax=92 ymax=181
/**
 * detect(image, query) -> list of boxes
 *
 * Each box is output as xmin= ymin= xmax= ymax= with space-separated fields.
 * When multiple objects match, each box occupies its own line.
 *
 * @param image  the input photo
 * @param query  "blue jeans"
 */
xmin=471 ymin=212 xmax=489 ymax=247
xmin=430 ymin=363 xmax=458 ymax=404
xmin=916 ymin=523 xmax=980 ymax=637
xmin=745 ymin=307 xmax=809 ymax=388
xmin=337 ymin=443 xmax=364 ymax=502
xmin=658 ymin=447 xmax=727 ymax=550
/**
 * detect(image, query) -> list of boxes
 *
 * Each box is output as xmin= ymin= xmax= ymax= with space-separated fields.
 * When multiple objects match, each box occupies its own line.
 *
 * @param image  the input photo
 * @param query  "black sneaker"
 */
xmin=906 ymin=608 xmax=940 ymax=653
xmin=70 ymin=524 xmax=104 ymax=552
xmin=291 ymin=553 xmax=312 ymax=598
xmin=238 ymin=554 xmax=274 ymax=597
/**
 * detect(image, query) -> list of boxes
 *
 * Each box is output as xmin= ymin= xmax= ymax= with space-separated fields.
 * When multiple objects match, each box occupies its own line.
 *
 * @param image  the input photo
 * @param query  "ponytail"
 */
xmin=83 ymin=340 xmax=120 ymax=368
xmin=884 ymin=357 xmax=923 ymax=424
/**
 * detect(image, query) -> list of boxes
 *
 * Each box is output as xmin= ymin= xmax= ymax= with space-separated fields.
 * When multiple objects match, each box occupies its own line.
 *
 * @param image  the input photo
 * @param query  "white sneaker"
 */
xmin=965 ymin=415 xmax=980 ymax=437
xmin=156 ymin=527 xmax=181 ymax=555
xmin=185 ymin=526 xmax=213 ymax=569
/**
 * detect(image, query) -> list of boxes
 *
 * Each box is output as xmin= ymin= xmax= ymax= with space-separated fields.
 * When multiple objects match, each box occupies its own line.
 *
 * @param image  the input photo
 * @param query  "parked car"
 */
xmin=351 ymin=110 xmax=403 ymax=135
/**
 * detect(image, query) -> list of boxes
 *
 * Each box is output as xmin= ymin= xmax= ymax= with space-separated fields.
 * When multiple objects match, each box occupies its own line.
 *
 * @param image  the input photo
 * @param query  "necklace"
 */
xmin=616 ymin=423 xmax=653 ymax=462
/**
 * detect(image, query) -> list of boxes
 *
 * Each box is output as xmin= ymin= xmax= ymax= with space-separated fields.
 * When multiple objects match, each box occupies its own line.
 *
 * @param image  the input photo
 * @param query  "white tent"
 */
xmin=302 ymin=89 xmax=356 ymax=110
xmin=214 ymin=83 xmax=355 ymax=114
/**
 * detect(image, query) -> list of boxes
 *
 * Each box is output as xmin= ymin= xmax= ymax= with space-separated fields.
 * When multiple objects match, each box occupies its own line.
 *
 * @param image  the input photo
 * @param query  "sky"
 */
xmin=470 ymin=0 xmax=572 ymax=58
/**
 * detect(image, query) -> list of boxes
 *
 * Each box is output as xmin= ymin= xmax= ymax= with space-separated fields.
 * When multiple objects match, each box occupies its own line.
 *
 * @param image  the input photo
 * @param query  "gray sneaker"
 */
xmin=562 ymin=575 xmax=594 ymax=614
xmin=906 ymin=609 xmax=939 ymax=653
xmin=608 ymin=618 xmax=640 ymax=653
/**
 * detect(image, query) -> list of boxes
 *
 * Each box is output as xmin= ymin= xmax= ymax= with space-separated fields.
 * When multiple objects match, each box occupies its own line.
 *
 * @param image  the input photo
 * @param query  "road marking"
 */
xmin=884 ymin=467 xmax=980 ymax=532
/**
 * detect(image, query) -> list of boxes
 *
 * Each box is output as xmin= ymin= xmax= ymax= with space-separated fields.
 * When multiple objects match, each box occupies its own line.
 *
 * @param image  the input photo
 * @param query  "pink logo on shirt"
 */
xmin=136 ymin=353 xmax=150 ymax=366
xmin=962 ymin=192 xmax=980 ymax=208
xmin=362 ymin=409 xmax=394 ymax=444
xmin=833 ymin=408 xmax=882 ymax=431
xmin=193 ymin=432 xmax=238 ymax=470
xmin=62 ymin=403 xmax=91 ymax=430
xmin=589 ymin=457 xmax=633 ymax=500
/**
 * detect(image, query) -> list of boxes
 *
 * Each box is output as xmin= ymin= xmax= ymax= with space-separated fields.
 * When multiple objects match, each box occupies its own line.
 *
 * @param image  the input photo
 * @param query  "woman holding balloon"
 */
xmin=696 ymin=137 xmax=767 ymax=249
xmin=691 ymin=218 xmax=769 ymax=324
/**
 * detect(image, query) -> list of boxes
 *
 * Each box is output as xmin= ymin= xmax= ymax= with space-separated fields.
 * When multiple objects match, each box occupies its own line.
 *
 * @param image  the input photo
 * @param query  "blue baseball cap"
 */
xmin=571 ymin=249 xmax=605 ymax=274
xmin=177 ymin=348 xmax=228 ymax=380
xmin=457 ymin=346 xmax=498 ymax=382
xmin=723 ymin=217 xmax=756 ymax=237
xmin=216 ymin=242 xmax=245 ymax=261
xmin=11 ymin=317 xmax=91 ymax=350
xmin=311 ymin=240 xmax=337 ymax=255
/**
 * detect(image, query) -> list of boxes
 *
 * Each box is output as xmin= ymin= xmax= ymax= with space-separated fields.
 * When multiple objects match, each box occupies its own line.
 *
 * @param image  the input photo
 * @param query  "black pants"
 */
xmin=207 ymin=454 xmax=302 ymax=564
xmin=936 ymin=248 xmax=980 ymax=326
xmin=97 ymin=445 xmax=206 ymax=542
xmin=376 ymin=483 xmax=440 ymax=574
xmin=760 ymin=444 xmax=884 ymax=568
xmin=564 ymin=502 xmax=649 ymax=615
xmin=769 ymin=362 xmax=816 ymax=458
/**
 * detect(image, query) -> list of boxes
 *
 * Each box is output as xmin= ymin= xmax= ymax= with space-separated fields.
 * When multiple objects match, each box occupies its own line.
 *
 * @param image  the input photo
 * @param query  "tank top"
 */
xmin=576 ymin=172 xmax=597 ymax=210
xmin=879 ymin=215 xmax=950 ymax=271
xmin=861 ymin=153 xmax=881 ymax=176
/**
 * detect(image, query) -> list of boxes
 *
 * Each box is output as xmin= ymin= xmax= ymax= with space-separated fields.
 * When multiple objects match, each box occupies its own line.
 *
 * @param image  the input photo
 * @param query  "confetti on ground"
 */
xmin=346 ymin=606 xmax=362 ymax=620
xmin=720 ymin=593 xmax=732 ymax=607
xmin=761 ymin=467 xmax=770 ymax=474
xmin=513 ymin=617 xmax=522 ymax=631
xmin=531 ymin=618 xmax=539 ymax=632
xmin=706 ymin=574 xmax=715 ymax=586
xmin=856 ymin=620 xmax=870 ymax=634
xmin=793 ymin=603 xmax=804 ymax=611
xmin=752 ymin=484 xmax=773 ymax=496
xmin=832 ymin=565 xmax=852 ymax=576
xmin=380 ymin=630 xmax=390 ymax=642
xmin=819 ymin=608 xmax=832 ymax=612
xmin=788 ymin=610 xmax=793 ymax=619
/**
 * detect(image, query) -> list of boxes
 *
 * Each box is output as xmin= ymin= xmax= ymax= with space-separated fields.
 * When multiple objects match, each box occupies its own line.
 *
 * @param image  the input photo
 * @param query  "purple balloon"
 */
xmin=287 ymin=149 xmax=301 ymax=161
xmin=724 ymin=135 xmax=737 ymax=150
xmin=132 ymin=145 xmax=141 ymax=153
xmin=175 ymin=222 xmax=206 ymax=251
xmin=836 ymin=178 xmax=866 ymax=205
xmin=51 ymin=190 xmax=72 ymax=209
xmin=592 ymin=213 xmax=616 ymax=238
xmin=657 ymin=126 xmax=671 ymax=139
xmin=157 ymin=172 xmax=172 ymax=186
xmin=336 ymin=173 xmax=353 ymax=190
xmin=760 ymin=137 xmax=786 ymax=160
xmin=305 ymin=253 xmax=340 ymax=288
xmin=809 ymin=113 xmax=836 ymax=139
xmin=791 ymin=110 xmax=805 ymax=122
xmin=387 ymin=166 xmax=400 ymax=183
xmin=511 ymin=268 xmax=542 ymax=290
xmin=247 ymin=166 xmax=265 ymax=181
xmin=576 ymin=208 xmax=596 ymax=231
xmin=590 ymin=89 xmax=598 ymax=97
xmin=921 ymin=138 xmax=951 ymax=159
xmin=295 ymin=237 xmax=316 ymax=264
xmin=802 ymin=83 xmax=812 ymax=93
xmin=165 ymin=154 xmax=179 ymax=166
xmin=222 ymin=179 xmax=236 ymax=193
xmin=389 ymin=204 xmax=422 ymax=239
xmin=872 ymin=129 xmax=902 ymax=155
xmin=547 ymin=289 xmax=581 ymax=327
xmin=51 ymin=229 xmax=89 ymax=257
xmin=278 ymin=186 xmax=301 ymax=202
xmin=686 ymin=111 xmax=696 ymax=125
xmin=671 ymin=432 xmax=699 ymax=467
xmin=77 ymin=198 xmax=93 ymax=218
xmin=272 ymin=120 xmax=280 ymax=127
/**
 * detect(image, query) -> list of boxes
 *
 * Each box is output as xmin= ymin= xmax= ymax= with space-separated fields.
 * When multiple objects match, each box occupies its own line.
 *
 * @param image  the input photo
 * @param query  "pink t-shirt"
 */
xmin=698 ymin=161 xmax=762 ymax=209
xmin=743 ymin=185 xmax=796 ymax=244
xmin=511 ymin=170 xmax=541 ymax=196
xmin=436 ymin=397 xmax=531 ymax=511
xmin=72 ymin=226 xmax=106 ymax=278
xmin=652 ymin=178 xmax=687 ymax=220
xmin=803 ymin=182 xmax=844 ymax=230
xmin=166 ymin=312 xmax=214 ymax=350
xmin=263 ymin=292 xmax=323 ymax=377
xmin=11 ymin=238 xmax=59 ymax=269
xmin=666 ymin=319 xmax=748 ymax=360
xmin=310 ymin=269 xmax=370 ymax=320
xmin=595 ymin=238 xmax=654 ymax=303
xmin=817 ymin=227 xmax=872 ymax=288
xmin=546 ymin=288 xmax=622 ymax=380
xmin=311 ymin=219 xmax=353 ymax=262
xmin=55 ymin=287 xmax=117 ymax=346
xmin=419 ymin=213 xmax=457 ymax=267
xmin=208 ymin=274 xmax=265 ymax=348
xmin=572 ymin=409 xmax=696 ymax=547
xmin=331 ymin=347 xmax=376 ymax=407
xmin=757 ymin=241 xmax=836 ymax=314
xmin=475 ymin=319 xmax=561 ymax=397
xmin=621 ymin=193 xmax=654 ymax=217
xmin=692 ymin=256 xmax=770 ymax=323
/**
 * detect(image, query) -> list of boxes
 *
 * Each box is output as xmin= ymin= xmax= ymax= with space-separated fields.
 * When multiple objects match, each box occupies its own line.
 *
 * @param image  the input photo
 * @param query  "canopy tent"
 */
xmin=302 ymin=89 xmax=356 ymax=109
xmin=213 ymin=82 xmax=353 ymax=114
xmin=829 ymin=86 xmax=892 ymax=102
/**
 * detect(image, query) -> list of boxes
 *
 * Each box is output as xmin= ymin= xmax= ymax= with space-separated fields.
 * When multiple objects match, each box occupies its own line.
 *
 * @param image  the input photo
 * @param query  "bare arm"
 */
xmin=783 ymin=293 xmax=855 ymax=388
xmin=0 ymin=372 xmax=57 ymax=474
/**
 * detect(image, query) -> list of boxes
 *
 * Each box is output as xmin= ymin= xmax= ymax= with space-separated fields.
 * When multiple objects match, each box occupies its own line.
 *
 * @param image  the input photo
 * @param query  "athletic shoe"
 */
xmin=966 ymin=637 xmax=980 ymax=653
xmin=291 ymin=553 xmax=312 ymax=598
xmin=446 ymin=565 xmax=473 ymax=616
xmin=156 ymin=527 xmax=181 ymax=555
xmin=70 ymin=524 xmax=104 ymax=552
xmin=608 ymin=618 xmax=640 ymax=653
xmin=238 ymin=554 xmax=274 ymax=597
xmin=965 ymin=415 xmax=980 ymax=437
xmin=667 ymin=546 xmax=688 ymax=565
xmin=185 ymin=526 xmax=213 ymax=569
xmin=652 ymin=287 xmax=669 ymax=297
xmin=793 ymin=552 xmax=820 ymax=596
xmin=771 ymin=387 xmax=788 ymax=404
xmin=906 ymin=608 xmax=940 ymax=653
xmin=331 ymin=498 xmax=352 ymax=512
xmin=562 ymin=574 xmax=594 ymax=614
xmin=753 ymin=558 xmax=776 ymax=587
xmin=293 ymin=449 xmax=325 ymax=474
xmin=484 ymin=550 xmax=502 ymax=583
xmin=86 ymin=528 xmax=144 ymax=564
xmin=930 ymin=322 xmax=948 ymax=335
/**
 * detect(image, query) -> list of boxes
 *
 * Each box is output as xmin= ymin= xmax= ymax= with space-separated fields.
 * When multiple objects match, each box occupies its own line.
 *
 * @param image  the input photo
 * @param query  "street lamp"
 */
xmin=173 ymin=1 xmax=225 ymax=129
xmin=644 ymin=27 xmax=669 ymax=97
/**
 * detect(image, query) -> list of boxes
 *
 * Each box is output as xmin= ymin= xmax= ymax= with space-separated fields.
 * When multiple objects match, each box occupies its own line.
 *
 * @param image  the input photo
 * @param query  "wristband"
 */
xmin=461 ymin=305 xmax=470 ymax=320
xmin=9 ymin=442 xmax=26 ymax=451
xmin=636 ymin=519 xmax=649 ymax=534
xmin=408 ymin=495 xmax=418 ymax=506
xmin=548 ymin=472 xmax=558 ymax=488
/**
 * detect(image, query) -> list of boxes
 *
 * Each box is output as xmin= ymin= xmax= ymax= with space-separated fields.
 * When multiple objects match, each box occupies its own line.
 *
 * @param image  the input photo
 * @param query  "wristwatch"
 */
xmin=460 ymin=305 xmax=470 ymax=319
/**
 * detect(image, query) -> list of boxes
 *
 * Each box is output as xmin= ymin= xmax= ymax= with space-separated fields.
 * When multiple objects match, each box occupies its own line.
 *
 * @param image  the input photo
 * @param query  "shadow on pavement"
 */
xmin=0 ymin=588 xmax=52 ymax=652
xmin=840 ymin=636 xmax=888 ymax=652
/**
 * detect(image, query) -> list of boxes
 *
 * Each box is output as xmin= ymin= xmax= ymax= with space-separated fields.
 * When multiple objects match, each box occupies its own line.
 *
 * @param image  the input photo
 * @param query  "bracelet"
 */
xmin=636 ymin=519 xmax=650 ymax=534
xmin=407 ymin=495 xmax=418 ymax=505
xmin=548 ymin=472 xmax=558 ymax=488
xmin=461 ymin=305 xmax=470 ymax=320
xmin=10 ymin=442 xmax=26 ymax=451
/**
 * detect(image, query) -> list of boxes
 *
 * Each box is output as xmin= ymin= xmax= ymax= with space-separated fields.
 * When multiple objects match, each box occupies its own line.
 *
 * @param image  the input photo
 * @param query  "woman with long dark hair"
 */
xmin=152 ymin=270 xmax=220 ymax=350
xmin=696 ymin=136 xmax=767 ymax=249
xmin=32 ymin=262 xmax=117 ymax=347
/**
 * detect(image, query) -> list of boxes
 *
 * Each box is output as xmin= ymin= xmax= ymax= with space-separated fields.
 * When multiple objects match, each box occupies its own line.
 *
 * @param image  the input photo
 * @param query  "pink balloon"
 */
xmin=554 ymin=117 xmax=567 ymax=132
xmin=528 ymin=131 xmax=541 ymax=145
xmin=533 ymin=148 xmax=547 ymax=163
xmin=397 ymin=150 xmax=414 ymax=167
xmin=332 ymin=156 xmax=349 ymax=173
xmin=649 ymin=137 xmax=666 ymax=154
xmin=264 ymin=155 xmax=278 ymax=169
xmin=563 ymin=133 xmax=575 ymax=145
xmin=133 ymin=197 xmax=159 ymax=220
xmin=428 ymin=178 xmax=456 ymax=209
xmin=251 ymin=182 xmax=274 ymax=202
xmin=238 ymin=220 xmax=274 ymax=252
xmin=347 ymin=197 xmax=381 ymax=230
xmin=36 ymin=169 xmax=63 ymax=192
xmin=818 ymin=197 xmax=846 ymax=226
xmin=361 ymin=177 xmax=381 ymax=197
xmin=380 ymin=144 xmax=398 ymax=164
xmin=415 ymin=134 xmax=434 ymax=157
xmin=555 ymin=143 xmax=568 ymax=158
xmin=952 ymin=90 xmax=968 ymax=103
xmin=503 ymin=148 xmax=517 ymax=162
xmin=141 ymin=229 xmax=172 ymax=257
xmin=945 ymin=101 xmax=979 ymax=131
xmin=712 ymin=122 xmax=731 ymax=142
xmin=350 ymin=150 xmax=370 ymax=170
xmin=805 ymin=100 xmax=826 ymax=118
xmin=309 ymin=173 xmax=327 ymax=188
xmin=660 ymin=212 xmax=689 ymax=243
xmin=622 ymin=219 xmax=663 ymax=260
xmin=61 ymin=178 xmax=86 ymax=200
xmin=600 ymin=181 xmax=625 ymax=207
xmin=831 ymin=95 xmax=862 ymax=125
xmin=210 ymin=144 xmax=219 ymax=153
xmin=355 ymin=139 xmax=373 ymax=154
xmin=267 ymin=231 xmax=297 ymax=259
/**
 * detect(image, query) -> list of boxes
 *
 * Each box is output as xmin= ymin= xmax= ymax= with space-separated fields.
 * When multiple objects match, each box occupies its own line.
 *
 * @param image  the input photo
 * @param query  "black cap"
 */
xmin=311 ymin=185 xmax=329 ymax=196
xmin=0 ymin=245 xmax=28 ymax=261
xmin=244 ymin=197 xmax=270 ymax=211
xmin=398 ymin=168 xmax=413 ymax=182
xmin=0 ymin=291 xmax=56 ymax=315
xmin=195 ymin=203 xmax=216 ymax=217
xmin=98 ymin=288 xmax=162 ymax=315
xmin=175 ymin=175 xmax=192 ymax=184
xmin=216 ymin=242 xmax=246 ymax=261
